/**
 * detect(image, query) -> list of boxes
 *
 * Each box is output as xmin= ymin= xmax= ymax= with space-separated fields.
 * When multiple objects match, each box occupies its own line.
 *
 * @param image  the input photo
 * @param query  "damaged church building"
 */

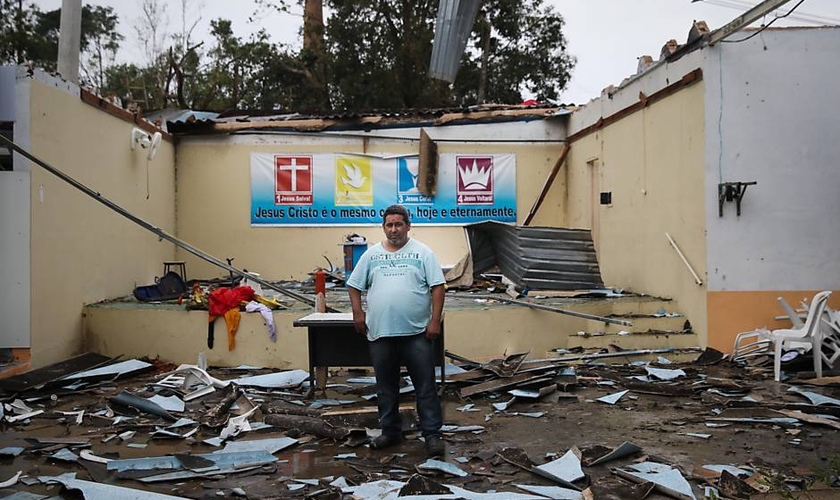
xmin=1 ymin=16 xmax=840 ymax=500
xmin=2 ymin=24 xmax=839 ymax=372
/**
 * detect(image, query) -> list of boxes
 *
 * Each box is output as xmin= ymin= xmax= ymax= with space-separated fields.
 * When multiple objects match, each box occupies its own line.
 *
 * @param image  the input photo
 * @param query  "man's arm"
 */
xmin=425 ymin=284 xmax=445 ymax=339
xmin=348 ymin=286 xmax=367 ymax=335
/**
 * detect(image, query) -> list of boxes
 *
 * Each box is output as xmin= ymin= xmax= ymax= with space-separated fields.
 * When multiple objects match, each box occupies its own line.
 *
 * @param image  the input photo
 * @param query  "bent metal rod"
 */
xmin=1 ymin=135 xmax=335 ymax=311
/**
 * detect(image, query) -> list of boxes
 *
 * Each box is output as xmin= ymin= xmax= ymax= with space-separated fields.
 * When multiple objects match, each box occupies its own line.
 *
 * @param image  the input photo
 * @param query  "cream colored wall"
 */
xmin=565 ymin=84 xmax=708 ymax=344
xmin=175 ymin=133 xmax=565 ymax=280
xmin=28 ymin=79 xmax=176 ymax=367
xmin=83 ymin=303 xmax=586 ymax=369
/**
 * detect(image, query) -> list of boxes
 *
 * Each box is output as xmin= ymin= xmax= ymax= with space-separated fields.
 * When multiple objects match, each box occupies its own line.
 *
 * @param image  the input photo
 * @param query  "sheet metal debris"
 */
xmin=0 ymin=471 xmax=23 ymax=488
xmin=583 ymin=441 xmax=642 ymax=466
xmin=514 ymin=484 xmax=584 ymax=499
xmin=596 ymin=389 xmax=629 ymax=405
xmin=787 ymin=386 xmax=840 ymax=406
xmin=40 ymin=473 xmax=191 ymax=499
xmin=60 ymin=359 xmax=154 ymax=382
xmin=106 ymin=450 xmax=276 ymax=472
xmin=214 ymin=436 xmax=297 ymax=454
xmin=465 ymin=221 xmax=604 ymax=290
xmin=417 ymin=458 xmax=469 ymax=477
xmin=536 ymin=448 xmax=585 ymax=483
xmin=109 ymin=391 xmax=176 ymax=421
xmin=145 ymin=394 xmax=185 ymax=412
xmin=645 ymin=366 xmax=687 ymax=380
xmin=614 ymin=461 xmax=696 ymax=500
xmin=232 ymin=369 xmax=309 ymax=388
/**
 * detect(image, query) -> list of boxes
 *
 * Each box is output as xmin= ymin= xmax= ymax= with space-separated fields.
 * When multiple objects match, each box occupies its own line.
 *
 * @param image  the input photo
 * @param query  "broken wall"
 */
xmin=24 ymin=72 xmax=177 ymax=367
xmin=174 ymin=122 xmax=567 ymax=280
xmin=704 ymin=27 xmax=840 ymax=351
xmin=566 ymin=53 xmax=708 ymax=346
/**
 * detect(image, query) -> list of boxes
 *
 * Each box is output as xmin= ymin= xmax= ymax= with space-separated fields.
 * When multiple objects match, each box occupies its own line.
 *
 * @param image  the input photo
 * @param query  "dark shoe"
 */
xmin=425 ymin=435 xmax=445 ymax=456
xmin=370 ymin=433 xmax=402 ymax=450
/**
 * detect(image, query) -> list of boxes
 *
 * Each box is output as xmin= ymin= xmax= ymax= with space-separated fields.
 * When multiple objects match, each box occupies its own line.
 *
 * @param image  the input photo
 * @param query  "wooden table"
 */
xmin=293 ymin=312 xmax=445 ymax=398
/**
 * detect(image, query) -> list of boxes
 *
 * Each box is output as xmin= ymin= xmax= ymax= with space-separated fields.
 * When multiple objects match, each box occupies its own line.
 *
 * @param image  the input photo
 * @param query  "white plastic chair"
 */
xmin=731 ymin=327 xmax=772 ymax=362
xmin=771 ymin=290 xmax=832 ymax=381
xmin=817 ymin=307 xmax=840 ymax=372
xmin=731 ymin=297 xmax=804 ymax=362
xmin=777 ymin=296 xmax=804 ymax=329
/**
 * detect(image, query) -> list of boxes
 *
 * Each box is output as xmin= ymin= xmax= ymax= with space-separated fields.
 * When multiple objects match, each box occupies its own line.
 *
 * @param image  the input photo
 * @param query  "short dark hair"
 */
xmin=383 ymin=204 xmax=410 ymax=224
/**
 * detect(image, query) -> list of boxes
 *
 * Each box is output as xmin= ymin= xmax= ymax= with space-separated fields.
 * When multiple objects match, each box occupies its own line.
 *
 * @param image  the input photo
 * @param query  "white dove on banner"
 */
xmin=341 ymin=162 xmax=366 ymax=188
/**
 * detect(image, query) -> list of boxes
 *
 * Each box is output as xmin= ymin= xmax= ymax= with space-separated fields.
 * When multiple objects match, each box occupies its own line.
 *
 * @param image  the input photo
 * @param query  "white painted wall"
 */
xmin=0 ymin=67 xmax=31 ymax=348
xmin=0 ymin=172 xmax=30 ymax=347
xmin=704 ymin=27 xmax=840 ymax=291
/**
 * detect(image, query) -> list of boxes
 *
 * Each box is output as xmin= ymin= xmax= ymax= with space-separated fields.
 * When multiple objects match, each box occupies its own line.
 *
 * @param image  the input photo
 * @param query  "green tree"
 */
xmin=0 ymin=0 xmax=40 ymax=65
xmin=258 ymin=0 xmax=576 ymax=109
xmin=0 ymin=0 xmax=123 ymax=83
xmin=454 ymin=0 xmax=576 ymax=105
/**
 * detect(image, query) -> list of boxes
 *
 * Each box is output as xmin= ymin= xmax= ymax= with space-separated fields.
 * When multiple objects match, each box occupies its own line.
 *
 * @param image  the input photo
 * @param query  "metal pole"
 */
xmin=0 ymin=135 xmax=333 ymax=311
xmin=665 ymin=232 xmax=704 ymax=286
xmin=471 ymin=294 xmax=633 ymax=326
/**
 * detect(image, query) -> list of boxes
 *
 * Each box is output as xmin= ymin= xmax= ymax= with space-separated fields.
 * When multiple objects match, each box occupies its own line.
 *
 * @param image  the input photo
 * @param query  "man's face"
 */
xmin=383 ymin=214 xmax=410 ymax=248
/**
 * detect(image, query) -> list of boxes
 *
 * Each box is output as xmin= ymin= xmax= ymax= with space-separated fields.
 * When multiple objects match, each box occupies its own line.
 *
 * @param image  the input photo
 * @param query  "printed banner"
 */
xmin=251 ymin=153 xmax=516 ymax=226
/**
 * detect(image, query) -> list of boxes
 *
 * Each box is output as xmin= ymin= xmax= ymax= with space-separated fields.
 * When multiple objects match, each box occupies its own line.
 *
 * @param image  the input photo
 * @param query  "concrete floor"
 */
xmin=0 ymin=352 xmax=837 ymax=499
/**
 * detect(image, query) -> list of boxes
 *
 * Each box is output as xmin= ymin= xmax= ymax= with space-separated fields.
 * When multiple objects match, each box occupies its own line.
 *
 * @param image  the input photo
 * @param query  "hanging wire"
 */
xmin=703 ymin=0 xmax=840 ymax=26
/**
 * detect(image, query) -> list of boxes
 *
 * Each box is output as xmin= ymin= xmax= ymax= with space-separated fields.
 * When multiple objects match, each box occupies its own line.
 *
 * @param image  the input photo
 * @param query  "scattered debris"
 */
xmin=614 ymin=461 xmax=696 ymax=500
xmin=0 ymin=348 xmax=836 ymax=499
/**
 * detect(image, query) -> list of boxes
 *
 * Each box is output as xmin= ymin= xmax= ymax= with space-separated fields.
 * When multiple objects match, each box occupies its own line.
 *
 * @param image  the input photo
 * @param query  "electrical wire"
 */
xmin=703 ymin=0 xmax=840 ymax=26
xmin=721 ymin=0 xmax=807 ymax=43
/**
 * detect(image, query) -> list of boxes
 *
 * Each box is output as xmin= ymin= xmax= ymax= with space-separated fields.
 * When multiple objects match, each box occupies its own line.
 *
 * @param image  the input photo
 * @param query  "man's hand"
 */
xmin=353 ymin=310 xmax=368 ymax=335
xmin=425 ymin=320 xmax=441 ymax=340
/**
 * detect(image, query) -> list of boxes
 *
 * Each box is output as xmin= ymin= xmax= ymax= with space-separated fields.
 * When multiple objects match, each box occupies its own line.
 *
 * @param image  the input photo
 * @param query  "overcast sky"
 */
xmin=31 ymin=0 xmax=840 ymax=105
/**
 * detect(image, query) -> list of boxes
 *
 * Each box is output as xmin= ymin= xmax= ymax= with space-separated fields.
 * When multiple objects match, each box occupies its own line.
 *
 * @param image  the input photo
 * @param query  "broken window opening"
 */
xmin=0 ymin=124 xmax=12 ymax=171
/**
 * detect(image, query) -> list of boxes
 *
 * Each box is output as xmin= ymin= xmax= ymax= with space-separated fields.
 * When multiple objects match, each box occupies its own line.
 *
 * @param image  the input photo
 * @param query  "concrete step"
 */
xmin=582 ymin=315 xmax=689 ymax=335
xmin=544 ymin=347 xmax=701 ymax=365
xmin=563 ymin=295 xmax=677 ymax=317
xmin=566 ymin=330 xmax=700 ymax=351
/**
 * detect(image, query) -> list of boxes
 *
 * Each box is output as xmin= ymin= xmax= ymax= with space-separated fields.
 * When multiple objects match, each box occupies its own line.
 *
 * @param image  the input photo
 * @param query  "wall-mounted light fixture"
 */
xmin=130 ymin=127 xmax=162 ymax=161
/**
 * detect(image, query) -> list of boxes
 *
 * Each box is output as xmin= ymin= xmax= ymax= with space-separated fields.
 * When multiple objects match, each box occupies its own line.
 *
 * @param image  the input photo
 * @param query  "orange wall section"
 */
xmin=707 ymin=290 xmax=840 ymax=353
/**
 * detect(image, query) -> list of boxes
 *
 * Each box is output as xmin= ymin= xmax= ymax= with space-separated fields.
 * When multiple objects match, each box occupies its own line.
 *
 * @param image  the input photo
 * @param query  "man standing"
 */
xmin=347 ymin=204 xmax=446 ymax=456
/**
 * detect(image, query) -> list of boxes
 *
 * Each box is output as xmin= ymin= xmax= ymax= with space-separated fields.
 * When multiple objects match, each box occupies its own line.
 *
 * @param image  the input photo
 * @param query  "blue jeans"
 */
xmin=368 ymin=333 xmax=443 ymax=439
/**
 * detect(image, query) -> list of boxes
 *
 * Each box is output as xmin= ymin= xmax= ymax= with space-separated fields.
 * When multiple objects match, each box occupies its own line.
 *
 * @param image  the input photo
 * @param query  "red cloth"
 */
xmin=208 ymin=286 xmax=255 ymax=317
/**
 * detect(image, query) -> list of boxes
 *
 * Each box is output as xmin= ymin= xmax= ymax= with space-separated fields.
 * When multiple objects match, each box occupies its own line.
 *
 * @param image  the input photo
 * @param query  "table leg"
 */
xmin=315 ymin=366 xmax=328 ymax=393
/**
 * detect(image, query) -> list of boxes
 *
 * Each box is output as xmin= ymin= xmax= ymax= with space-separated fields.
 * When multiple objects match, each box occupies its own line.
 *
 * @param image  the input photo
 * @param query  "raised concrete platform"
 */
xmin=82 ymin=292 xmax=700 ymax=370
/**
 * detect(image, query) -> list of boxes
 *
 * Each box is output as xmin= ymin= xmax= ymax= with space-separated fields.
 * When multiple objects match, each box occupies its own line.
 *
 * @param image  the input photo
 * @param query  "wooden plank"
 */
xmin=435 ymin=107 xmax=559 ymax=125
xmin=460 ymin=372 xmax=549 ymax=398
xmin=523 ymin=143 xmax=570 ymax=226
xmin=213 ymin=116 xmax=382 ymax=132
xmin=417 ymin=129 xmax=438 ymax=196
xmin=448 ymin=369 xmax=492 ymax=382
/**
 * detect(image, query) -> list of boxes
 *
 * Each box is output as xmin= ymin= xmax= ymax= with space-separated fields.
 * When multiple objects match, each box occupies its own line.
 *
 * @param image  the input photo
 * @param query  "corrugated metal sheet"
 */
xmin=466 ymin=221 xmax=603 ymax=290
xmin=429 ymin=0 xmax=482 ymax=82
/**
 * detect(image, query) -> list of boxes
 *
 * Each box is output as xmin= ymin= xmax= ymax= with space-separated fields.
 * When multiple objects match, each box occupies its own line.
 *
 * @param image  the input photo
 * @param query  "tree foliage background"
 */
xmin=0 ymin=0 xmax=576 ymax=113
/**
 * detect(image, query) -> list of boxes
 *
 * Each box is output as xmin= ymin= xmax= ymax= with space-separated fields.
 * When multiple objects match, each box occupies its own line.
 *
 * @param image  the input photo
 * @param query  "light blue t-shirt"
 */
xmin=347 ymin=238 xmax=446 ymax=341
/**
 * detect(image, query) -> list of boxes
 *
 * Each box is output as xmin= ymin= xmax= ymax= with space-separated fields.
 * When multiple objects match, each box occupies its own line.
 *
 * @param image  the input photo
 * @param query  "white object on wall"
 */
xmin=130 ymin=127 xmax=162 ymax=161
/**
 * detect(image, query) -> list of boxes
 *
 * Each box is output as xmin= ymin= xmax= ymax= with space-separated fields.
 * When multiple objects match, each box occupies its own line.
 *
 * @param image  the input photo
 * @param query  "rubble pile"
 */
xmin=0 ymin=350 xmax=838 ymax=499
